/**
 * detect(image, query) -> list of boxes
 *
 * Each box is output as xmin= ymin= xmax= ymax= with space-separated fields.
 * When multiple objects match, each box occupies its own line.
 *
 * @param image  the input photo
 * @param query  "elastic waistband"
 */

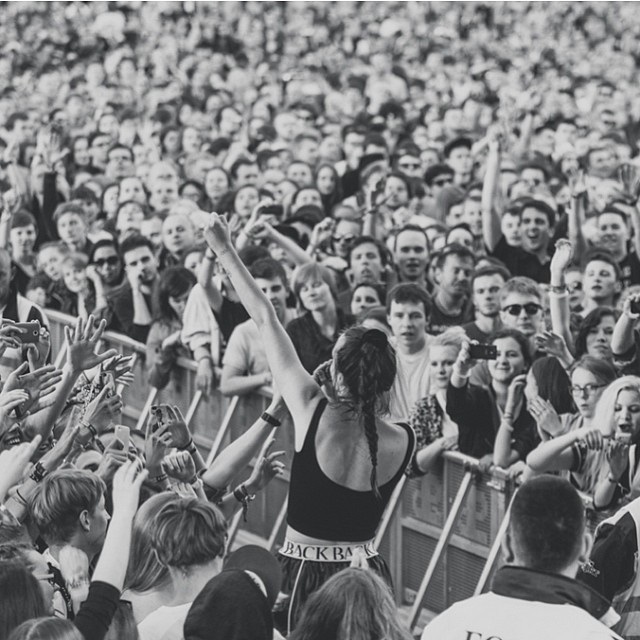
xmin=279 ymin=538 xmax=378 ymax=563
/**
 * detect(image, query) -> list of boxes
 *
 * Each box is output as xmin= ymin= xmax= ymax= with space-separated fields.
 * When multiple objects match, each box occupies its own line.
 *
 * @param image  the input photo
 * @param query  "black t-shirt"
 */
xmin=618 ymin=248 xmax=640 ymax=289
xmin=489 ymin=236 xmax=551 ymax=283
xmin=428 ymin=297 xmax=474 ymax=335
xmin=461 ymin=321 xmax=490 ymax=343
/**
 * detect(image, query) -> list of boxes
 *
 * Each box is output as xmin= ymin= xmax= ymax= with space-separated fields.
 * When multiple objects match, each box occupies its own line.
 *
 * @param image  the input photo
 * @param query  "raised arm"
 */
xmin=493 ymin=375 xmax=526 ymax=468
xmin=612 ymin=294 xmax=639 ymax=359
xmin=481 ymin=131 xmax=502 ymax=252
xmin=548 ymin=239 xmax=575 ymax=352
xmin=197 ymin=247 xmax=224 ymax=313
xmin=204 ymin=213 xmax=320 ymax=442
xmin=249 ymin=220 xmax=312 ymax=267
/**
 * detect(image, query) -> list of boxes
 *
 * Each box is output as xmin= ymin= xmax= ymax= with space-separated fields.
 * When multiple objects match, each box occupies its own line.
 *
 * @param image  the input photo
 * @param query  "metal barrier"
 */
xmin=46 ymin=310 xmax=610 ymax=634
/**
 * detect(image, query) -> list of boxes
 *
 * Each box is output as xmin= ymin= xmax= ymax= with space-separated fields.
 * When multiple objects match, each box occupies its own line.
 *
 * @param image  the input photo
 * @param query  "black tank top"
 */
xmin=287 ymin=397 xmax=415 ymax=542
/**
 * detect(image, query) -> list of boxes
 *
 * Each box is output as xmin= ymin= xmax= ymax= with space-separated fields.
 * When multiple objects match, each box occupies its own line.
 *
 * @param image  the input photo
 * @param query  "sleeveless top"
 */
xmin=287 ymin=397 xmax=416 ymax=542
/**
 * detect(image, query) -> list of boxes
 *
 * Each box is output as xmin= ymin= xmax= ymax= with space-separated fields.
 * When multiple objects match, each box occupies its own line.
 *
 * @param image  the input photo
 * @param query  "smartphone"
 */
xmin=14 ymin=321 xmax=41 ymax=343
xmin=468 ymin=344 xmax=498 ymax=360
xmin=259 ymin=204 xmax=284 ymax=218
xmin=114 ymin=425 xmax=130 ymax=451
xmin=151 ymin=405 xmax=166 ymax=433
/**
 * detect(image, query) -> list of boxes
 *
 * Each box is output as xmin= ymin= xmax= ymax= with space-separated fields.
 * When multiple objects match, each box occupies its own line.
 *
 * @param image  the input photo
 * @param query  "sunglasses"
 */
xmin=93 ymin=256 xmax=119 ymax=267
xmin=332 ymin=234 xmax=356 ymax=244
xmin=502 ymin=303 xmax=542 ymax=316
xmin=433 ymin=177 xmax=453 ymax=186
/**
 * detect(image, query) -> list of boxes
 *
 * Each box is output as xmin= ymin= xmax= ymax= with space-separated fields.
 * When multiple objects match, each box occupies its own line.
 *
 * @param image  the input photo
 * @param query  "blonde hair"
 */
xmin=592 ymin=375 xmax=640 ymax=438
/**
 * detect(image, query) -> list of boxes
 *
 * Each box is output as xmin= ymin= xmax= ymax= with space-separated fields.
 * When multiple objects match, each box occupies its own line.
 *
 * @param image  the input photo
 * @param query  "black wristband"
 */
xmin=177 ymin=438 xmax=196 ymax=452
xmin=261 ymin=411 xmax=281 ymax=427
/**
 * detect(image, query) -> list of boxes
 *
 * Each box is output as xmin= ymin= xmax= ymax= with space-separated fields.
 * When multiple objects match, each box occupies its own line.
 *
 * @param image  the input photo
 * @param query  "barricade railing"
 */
xmin=45 ymin=311 xmax=611 ymax=634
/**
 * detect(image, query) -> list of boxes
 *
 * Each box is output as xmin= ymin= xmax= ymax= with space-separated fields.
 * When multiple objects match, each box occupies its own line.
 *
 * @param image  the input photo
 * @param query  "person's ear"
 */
xmin=79 ymin=510 xmax=91 ymax=532
xmin=578 ymin=531 xmax=593 ymax=565
xmin=501 ymin=530 xmax=515 ymax=565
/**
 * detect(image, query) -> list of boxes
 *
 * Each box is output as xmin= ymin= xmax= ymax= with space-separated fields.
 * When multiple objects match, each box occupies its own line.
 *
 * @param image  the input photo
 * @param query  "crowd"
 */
xmin=3 ymin=1 xmax=640 ymax=639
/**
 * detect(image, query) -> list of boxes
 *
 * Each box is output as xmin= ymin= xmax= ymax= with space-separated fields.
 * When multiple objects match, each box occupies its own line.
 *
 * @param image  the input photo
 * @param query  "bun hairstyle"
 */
xmin=335 ymin=326 xmax=396 ymax=498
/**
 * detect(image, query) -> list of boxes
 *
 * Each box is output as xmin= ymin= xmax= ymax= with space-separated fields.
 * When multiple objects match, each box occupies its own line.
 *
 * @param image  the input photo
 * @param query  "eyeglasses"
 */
xmin=433 ymin=177 xmax=453 ymax=187
xmin=93 ymin=256 xmax=119 ymax=267
xmin=502 ymin=303 xmax=542 ymax=316
xmin=571 ymin=384 xmax=605 ymax=397
xmin=332 ymin=234 xmax=356 ymax=245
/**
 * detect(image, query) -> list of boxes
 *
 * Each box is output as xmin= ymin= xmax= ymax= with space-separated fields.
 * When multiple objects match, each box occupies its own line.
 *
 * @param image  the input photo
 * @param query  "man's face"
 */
xmin=149 ymin=180 xmax=178 ymax=211
xmin=533 ymin=128 xmax=555 ymax=156
xmin=387 ymin=299 xmax=427 ymax=352
xmin=350 ymin=241 xmax=383 ymax=285
xmin=275 ymin=113 xmax=298 ymax=141
xmin=92 ymin=245 xmax=122 ymax=286
xmin=10 ymin=118 xmax=30 ymax=145
xmin=124 ymin=246 xmax=158 ymax=286
xmin=255 ymin=277 xmax=288 ymax=321
xmin=37 ymin=247 xmax=64 ymax=281
xmin=597 ymin=212 xmax=629 ymax=257
xmin=520 ymin=168 xmax=546 ymax=191
xmin=297 ymin=139 xmax=319 ymax=167
xmin=588 ymin=148 xmax=614 ymax=177
xmin=106 ymin=148 xmax=134 ymax=180
xmin=343 ymin=132 xmax=365 ymax=165
xmin=501 ymin=212 xmax=522 ymax=247
xmin=394 ymin=230 xmax=429 ymax=281
xmin=219 ymin=108 xmax=242 ymax=138
xmin=520 ymin=207 xmax=551 ymax=253
xmin=500 ymin=292 xmax=543 ymax=337
xmin=140 ymin=218 xmax=163 ymax=248
xmin=116 ymin=203 xmax=144 ymax=236
xmin=446 ymin=146 xmax=472 ymax=175
xmin=162 ymin=214 xmax=195 ymax=255
xmin=436 ymin=254 xmax=473 ymax=298
xmin=583 ymin=259 xmax=620 ymax=302
xmin=235 ymin=163 xmax=260 ymax=187
xmin=473 ymin=274 xmax=505 ymax=317
xmin=287 ymin=162 xmax=313 ymax=186
xmin=396 ymin=154 xmax=422 ymax=178
xmin=57 ymin=213 xmax=86 ymax=248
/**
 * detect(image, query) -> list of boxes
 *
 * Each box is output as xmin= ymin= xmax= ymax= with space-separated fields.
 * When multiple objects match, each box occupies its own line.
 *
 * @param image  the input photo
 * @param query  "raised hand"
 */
xmin=144 ymin=419 xmax=173 ymax=475
xmin=244 ymin=439 xmax=286 ymax=493
xmin=453 ymin=341 xmax=479 ymax=378
xmin=161 ymin=405 xmax=192 ymax=449
xmin=0 ymin=435 xmax=41 ymax=500
xmin=550 ymin=239 xmax=573 ymax=277
xmin=534 ymin=331 xmax=570 ymax=361
xmin=505 ymin=374 xmax=527 ymax=419
xmin=95 ymin=439 xmax=129 ymax=484
xmin=163 ymin=450 xmax=197 ymax=483
xmin=65 ymin=316 xmax=118 ymax=373
xmin=618 ymin=163 xmax=640 ymax=205
xmin=25 ymin=324 xmax=51 ymax=370
xmin=82 ymin=386 xmax=123 ymax=433
xmin=111 ymin=459 xmax=148 ymax=518
xmin=204 ymin=212 xmax=233 ymax=254
xmin=527 ymin=394 xmax=562 ymax=437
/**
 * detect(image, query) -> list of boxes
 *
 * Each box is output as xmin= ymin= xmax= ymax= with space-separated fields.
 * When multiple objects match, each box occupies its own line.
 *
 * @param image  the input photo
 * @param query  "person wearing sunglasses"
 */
xmin=89 ymin=239 xmax=123 ymax=292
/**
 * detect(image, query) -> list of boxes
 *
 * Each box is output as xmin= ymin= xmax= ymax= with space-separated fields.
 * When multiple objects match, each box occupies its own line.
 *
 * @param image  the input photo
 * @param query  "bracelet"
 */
xmin=79 ymin=420 xmax=97 ymax=439
xmin=177 ymin=438 xmax=197 ymax=453
xmin=29 ymin=461 xmax=48 ymax=483
xmin=152 ymin=473 xmax=168 ymax=484
xmin=261 ymin=411 xmax=281 ymax=427
xmin=233 ymin=484 xmax=255 ymax=522
xmin=187 ymin=475 xmax=199 ymax=485
xmin=548 ymin=284 xmax=567 ymax=295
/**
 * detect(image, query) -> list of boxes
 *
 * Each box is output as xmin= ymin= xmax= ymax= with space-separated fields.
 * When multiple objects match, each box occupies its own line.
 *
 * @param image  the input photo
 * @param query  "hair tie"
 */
xmin=362 ymin=329 xmax=388 ymax=349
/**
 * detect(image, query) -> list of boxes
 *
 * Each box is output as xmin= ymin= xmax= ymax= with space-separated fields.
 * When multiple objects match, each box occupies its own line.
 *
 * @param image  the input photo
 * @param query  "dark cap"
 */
xmin=224 ymin=544 xmax=282 ymax=608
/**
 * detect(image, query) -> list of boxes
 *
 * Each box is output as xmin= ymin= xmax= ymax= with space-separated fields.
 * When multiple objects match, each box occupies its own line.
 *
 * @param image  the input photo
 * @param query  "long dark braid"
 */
xmin=336 ymin=326 xmax=396 ymax=499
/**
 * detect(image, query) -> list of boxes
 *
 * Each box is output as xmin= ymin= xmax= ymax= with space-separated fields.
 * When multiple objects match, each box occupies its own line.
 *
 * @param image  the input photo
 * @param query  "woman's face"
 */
xmin=571 ymin=367 xmax=605 ymax=418
xmin=10 ymin=225 xmax=36 ymax=256
xmin=351 ymin=285 xmax=381 ymax=317
xmin=299 ymin=278 xmax=333 ymax=313
xmin=234 ymin=186 xmax=259 ymax=219
xmin=205 ymin=169 xmax=230 ymax=200
xmin=614 ymin=388 xmax=640 ymax=440
xmin=316 ymin=167 xmax=337 ymax=195
xmin=73 ymin=138 xmax=90 ymax=166
xmin=488 ymin=336 xmax=526 ymax=384
xmin=62 ymin=263 xmax=87 ymax=294
xmin=429 ymin=345 xmax=458 ymax=391
xmin=384 ymin=176 xmax=409 ymax=210
xmin=184 ymin=251 xmax=202 ymax=275
xmin=585 ymin=315 xmax=615 ymax=360
xmin=103 ymin=185 xmax=120 ymax=217
xmin=163 ymin=130 xmax=180 ymax=154
xmin=168 ymin=288 xmax=192 ymax=319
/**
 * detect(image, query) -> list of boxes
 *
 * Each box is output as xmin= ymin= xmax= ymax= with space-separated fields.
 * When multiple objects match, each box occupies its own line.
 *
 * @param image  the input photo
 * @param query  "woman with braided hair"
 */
xmin=203 ymin=212 xmax=415 ymax=633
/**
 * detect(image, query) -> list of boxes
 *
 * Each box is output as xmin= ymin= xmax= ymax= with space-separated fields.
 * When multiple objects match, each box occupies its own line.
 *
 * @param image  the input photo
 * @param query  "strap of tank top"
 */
xmin=395 ymin=421 xmax=417 ymax=478
xmin=300 ymin=396 xmax=329 ymax=453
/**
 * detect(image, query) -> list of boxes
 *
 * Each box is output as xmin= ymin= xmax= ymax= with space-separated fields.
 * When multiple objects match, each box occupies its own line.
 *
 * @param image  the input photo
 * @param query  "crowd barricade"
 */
xmin=46 ymin=311 xmax=611 ymax=632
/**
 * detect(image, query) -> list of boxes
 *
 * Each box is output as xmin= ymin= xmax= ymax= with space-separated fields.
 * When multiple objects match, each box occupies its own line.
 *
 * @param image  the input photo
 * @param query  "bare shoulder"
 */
xmin=377 ymin=417 xmax=412 ymax=448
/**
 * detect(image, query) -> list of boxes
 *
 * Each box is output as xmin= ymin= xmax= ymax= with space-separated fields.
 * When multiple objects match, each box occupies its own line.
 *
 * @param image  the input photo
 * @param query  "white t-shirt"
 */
xmin=421 ymin=592 xmax=621 ymax=640
xmin=137 ymin=603 xmax=192 ymax=640
xmin=389 ymin=340 xmax=430 ymax=423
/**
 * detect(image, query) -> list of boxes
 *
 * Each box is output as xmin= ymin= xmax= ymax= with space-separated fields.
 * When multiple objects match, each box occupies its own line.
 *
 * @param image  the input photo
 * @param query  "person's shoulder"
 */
xmin=109 ymin=281 xmax=132 ymax=301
